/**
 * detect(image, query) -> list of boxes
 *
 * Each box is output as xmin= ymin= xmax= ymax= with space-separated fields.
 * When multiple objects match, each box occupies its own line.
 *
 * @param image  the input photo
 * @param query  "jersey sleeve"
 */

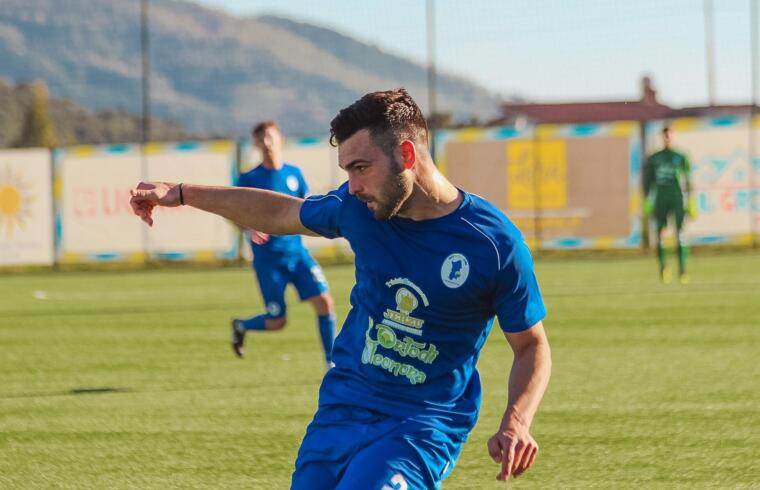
xmin=492 ymin=239 xmax=546 ymax=333
xmin=235 ymin=172 xmax=246 ymax=188
xmin=681 ymin=152 xmax=692 ymax=190
xmin=643 ymin=155 xmax=654 ymax=196
xmin=299 ymin=183 xmax=349 ymax=239
xmin=236 ymin=171 xmax=256 ymax=189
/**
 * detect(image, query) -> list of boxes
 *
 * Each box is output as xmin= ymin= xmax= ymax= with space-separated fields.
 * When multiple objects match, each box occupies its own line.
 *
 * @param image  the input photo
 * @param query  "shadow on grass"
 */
xmin=69 ymin=387 xmax=133 ymax=395
xmin=0 ymin=378 xmax=318 ymax=400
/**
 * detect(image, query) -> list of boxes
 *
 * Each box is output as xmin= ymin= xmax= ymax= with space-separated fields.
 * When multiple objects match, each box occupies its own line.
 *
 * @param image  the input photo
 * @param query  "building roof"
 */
xmin=496 ymin=77 xmax=757 ymax=126
xmin=668 ymin=104 xmax=757 ymax=118
xmin=500 ymin=100 xmax=672 ymax=124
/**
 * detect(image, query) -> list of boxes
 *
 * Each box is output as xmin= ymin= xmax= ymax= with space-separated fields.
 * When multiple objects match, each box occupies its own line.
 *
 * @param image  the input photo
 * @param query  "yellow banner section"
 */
xmin=507 ymin=140 xmax=568 ymax=210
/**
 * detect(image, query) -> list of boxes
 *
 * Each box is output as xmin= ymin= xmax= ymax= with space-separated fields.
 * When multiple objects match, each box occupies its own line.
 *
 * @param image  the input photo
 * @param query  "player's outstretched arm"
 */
xmin=487 ymin=321 xmax=551 ymax=481
xmin=129 ymin=181 xmax=317 ymax=236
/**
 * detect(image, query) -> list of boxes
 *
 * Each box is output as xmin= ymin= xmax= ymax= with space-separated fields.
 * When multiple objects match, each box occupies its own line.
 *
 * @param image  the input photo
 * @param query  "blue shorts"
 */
xmin=291 ymin=405 xmax=462 ymax=490
xmin=253 ymin=251 xmax=328 ymax=318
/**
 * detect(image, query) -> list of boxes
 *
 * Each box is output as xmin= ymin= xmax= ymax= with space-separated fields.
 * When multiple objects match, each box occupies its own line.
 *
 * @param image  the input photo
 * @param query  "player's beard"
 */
xmin=368 ymin=158 xmax=411 ymax=221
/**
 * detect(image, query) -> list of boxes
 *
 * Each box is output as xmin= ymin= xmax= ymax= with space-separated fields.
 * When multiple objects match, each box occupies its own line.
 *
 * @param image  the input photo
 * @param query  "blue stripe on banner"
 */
xmin=493 ymin=127 xmax=520 ymax=139
xmin=710 ymin=117 xmax=740 ymax=127
xmin=433 ymin=131 xmax=452 ymax=148
xmin=54 ymin=215 xmax=62 ymax=253
xmin=624 ymin=232 xmax=641 ymax=246
xmin=569 ymin=124 xmax=600 ymax=136
xmin=93 ymin=253 xmax=120 ymax=261
xmin=295 ymin=137 xmax=321 ymax=146
xmin=630 ymin=140 xmax=641 ymax=177
xmin=175 ymin=142 xmax=201 ymax=152
xmin=157 ymin=252 xmax=188 ymax=261
xmin=691 ymin=236 xmax=726 ymax=245
xmin=230 ymin=151 xmax=240 ymax=184
xmin=555 ymin=238 xmax=583 ymax=248
xmin=106 ymin=144 xmax=130 ymax=154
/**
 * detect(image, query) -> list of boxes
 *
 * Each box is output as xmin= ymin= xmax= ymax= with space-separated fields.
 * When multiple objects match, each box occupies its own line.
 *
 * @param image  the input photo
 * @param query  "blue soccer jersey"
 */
xmin=300 ymin=183 xmax=546 ymax=438
xmin=237 ymin=163 xmax=309 ymax=258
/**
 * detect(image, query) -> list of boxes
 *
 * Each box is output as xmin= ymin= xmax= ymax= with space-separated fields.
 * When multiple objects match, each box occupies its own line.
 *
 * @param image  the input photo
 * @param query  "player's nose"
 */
xmin=347 ymin=175 xmax=362 ymax=195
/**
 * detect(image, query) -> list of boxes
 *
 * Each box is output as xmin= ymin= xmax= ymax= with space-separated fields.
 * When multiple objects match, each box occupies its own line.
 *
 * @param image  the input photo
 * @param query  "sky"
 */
xmin=191 ymin=0 xmax=755 ymax=107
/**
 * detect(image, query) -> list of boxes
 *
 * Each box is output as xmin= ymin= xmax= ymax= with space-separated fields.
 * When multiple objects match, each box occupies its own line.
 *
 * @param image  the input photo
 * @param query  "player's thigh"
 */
xmin=336 ymin=432 xmax=460 ymax=490
xmin=292 ymin=252 xmax=329 ymax=301
xmin=291 ymin=460 xmax=342 ymax=490
xmin=252 ymin=260 xmax=288 ymax=317
xmin=674 ymin=201 xmax=686 ymax=230
xmin=653 ymin=201 xmax=670 ymax=232
xmin=291 ymin=406 xmax=381 ymax=490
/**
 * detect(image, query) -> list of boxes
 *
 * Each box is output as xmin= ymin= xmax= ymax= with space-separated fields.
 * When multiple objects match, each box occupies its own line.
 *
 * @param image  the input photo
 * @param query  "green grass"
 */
xmin=1 ymin=252 xmax=759 ymax=489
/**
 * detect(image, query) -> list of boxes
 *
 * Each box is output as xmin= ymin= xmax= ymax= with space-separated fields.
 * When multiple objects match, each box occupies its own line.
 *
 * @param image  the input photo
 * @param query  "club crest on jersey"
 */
xmin=286 ymin=175 xmax=299 ymax=192
xmin=441 ymin=253 xmax=469 ymax=288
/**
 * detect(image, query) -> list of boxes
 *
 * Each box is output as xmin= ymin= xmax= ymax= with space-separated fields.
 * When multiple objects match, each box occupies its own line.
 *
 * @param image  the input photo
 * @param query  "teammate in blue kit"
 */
xmin=130 ymin=89 xmax=552 ymax=489
xmin=231 ymin=121 xmax=336 ymax=368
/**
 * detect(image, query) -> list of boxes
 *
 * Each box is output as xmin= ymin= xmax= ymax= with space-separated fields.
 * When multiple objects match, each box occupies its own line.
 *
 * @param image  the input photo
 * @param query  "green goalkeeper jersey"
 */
xmin=643 ymin=148 xmax=691 ymax=199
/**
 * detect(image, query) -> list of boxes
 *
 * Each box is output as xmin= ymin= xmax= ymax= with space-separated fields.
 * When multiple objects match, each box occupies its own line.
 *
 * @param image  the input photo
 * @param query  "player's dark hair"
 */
xmin=252 ymin=120 xmax=279 ymax=139
xmin=329 ymin=88 xmax=428 ymax=155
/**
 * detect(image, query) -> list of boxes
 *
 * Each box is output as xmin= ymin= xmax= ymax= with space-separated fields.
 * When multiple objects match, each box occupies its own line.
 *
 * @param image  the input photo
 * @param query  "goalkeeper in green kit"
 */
xmin=643 ymin=126 xmax=695 ymax=284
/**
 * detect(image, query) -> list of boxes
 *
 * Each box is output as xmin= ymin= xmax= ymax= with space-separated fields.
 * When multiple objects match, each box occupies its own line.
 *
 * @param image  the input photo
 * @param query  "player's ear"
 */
xmin=400 ymin=140 xmax=416 ymax=170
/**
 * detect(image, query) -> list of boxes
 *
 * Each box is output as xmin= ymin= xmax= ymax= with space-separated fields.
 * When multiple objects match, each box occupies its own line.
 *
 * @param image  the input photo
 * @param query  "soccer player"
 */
xmin=130 ymin=89 xmax=552 ymax=489
xmin=643 ymin=126 xmax=693 ymax=284
xmin=232 ymin=121 xmax=336 ymax=369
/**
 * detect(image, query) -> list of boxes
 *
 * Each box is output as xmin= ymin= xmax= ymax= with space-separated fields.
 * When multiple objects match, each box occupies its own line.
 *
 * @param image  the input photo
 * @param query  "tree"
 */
xmin=427 ymin=112 xmax=453 ymax=131
xmin=14 ymin=81 xmax=59 ymax=148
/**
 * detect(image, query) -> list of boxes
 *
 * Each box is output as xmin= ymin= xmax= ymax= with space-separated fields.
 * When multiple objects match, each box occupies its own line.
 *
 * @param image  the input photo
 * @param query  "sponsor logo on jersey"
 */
xmin=382 ymin=278 xmax=429 ymax=335
xmin=362 ymin=318 xmax=439 ymax=385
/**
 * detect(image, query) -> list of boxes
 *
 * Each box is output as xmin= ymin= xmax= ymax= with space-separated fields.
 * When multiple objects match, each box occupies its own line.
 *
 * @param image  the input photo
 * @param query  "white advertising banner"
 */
xmin=0 ymin=149 xmax=54 ymax=266
xmin=677 ymin=125 xmax=750 ymax=239
xmin=56 ymin=142 xmax=238 ymax=263
xmin=145 ymin=141 xmax=238 ymax=259
xmin=56 ymin=145 xmax=144 ymax=261
xmin=648 ymin=117 xmax=753 ymax=244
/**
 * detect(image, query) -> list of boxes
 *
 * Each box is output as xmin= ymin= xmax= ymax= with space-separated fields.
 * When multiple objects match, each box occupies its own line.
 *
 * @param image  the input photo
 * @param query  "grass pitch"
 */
xmin=1 ymin=252 xmax=759 ymax=489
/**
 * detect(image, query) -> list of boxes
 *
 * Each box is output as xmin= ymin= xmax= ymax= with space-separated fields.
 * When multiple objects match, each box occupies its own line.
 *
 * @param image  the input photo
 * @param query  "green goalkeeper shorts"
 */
xmin=654 ymin=192 xmax=685 ymax=231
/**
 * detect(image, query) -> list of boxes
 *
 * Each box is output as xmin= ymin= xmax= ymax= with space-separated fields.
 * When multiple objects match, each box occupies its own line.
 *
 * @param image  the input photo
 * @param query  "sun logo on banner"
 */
xmin=0 ymin=167 xmax=34 ymax=238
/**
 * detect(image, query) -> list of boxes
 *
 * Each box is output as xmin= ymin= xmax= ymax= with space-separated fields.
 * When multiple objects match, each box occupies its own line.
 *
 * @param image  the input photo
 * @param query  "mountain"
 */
xmin=0 ymin=0 xmax=501 ymax=139
xmin=0 ymin=79 xmax=193 ymax=147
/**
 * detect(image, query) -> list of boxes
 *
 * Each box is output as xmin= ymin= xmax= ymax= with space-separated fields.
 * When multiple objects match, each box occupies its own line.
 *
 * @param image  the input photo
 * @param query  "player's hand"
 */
xmin=487 ymin=416 xmax=539 ymax=481
xmin=686 ymin=195 xmax=698 ymax=219
xmin=643 ymin=194 xmax=655 ymax=217
xmin=129 ymin=181 xmax=180 ymax=226
xmin=248 ymin=230 xmax=270 ymax=245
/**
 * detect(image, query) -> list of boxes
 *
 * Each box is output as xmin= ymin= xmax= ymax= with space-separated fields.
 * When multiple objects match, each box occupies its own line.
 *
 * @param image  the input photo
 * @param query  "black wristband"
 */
xmin=178 ymin=183 xmax=185 ymax=205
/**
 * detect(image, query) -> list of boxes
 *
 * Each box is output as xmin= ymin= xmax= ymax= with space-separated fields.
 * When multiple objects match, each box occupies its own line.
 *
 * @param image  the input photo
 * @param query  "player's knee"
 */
xmin=311 ymin=293 xmax=334 ymax=316
xmin=265 ymin=316 xmax=287 ymax=330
